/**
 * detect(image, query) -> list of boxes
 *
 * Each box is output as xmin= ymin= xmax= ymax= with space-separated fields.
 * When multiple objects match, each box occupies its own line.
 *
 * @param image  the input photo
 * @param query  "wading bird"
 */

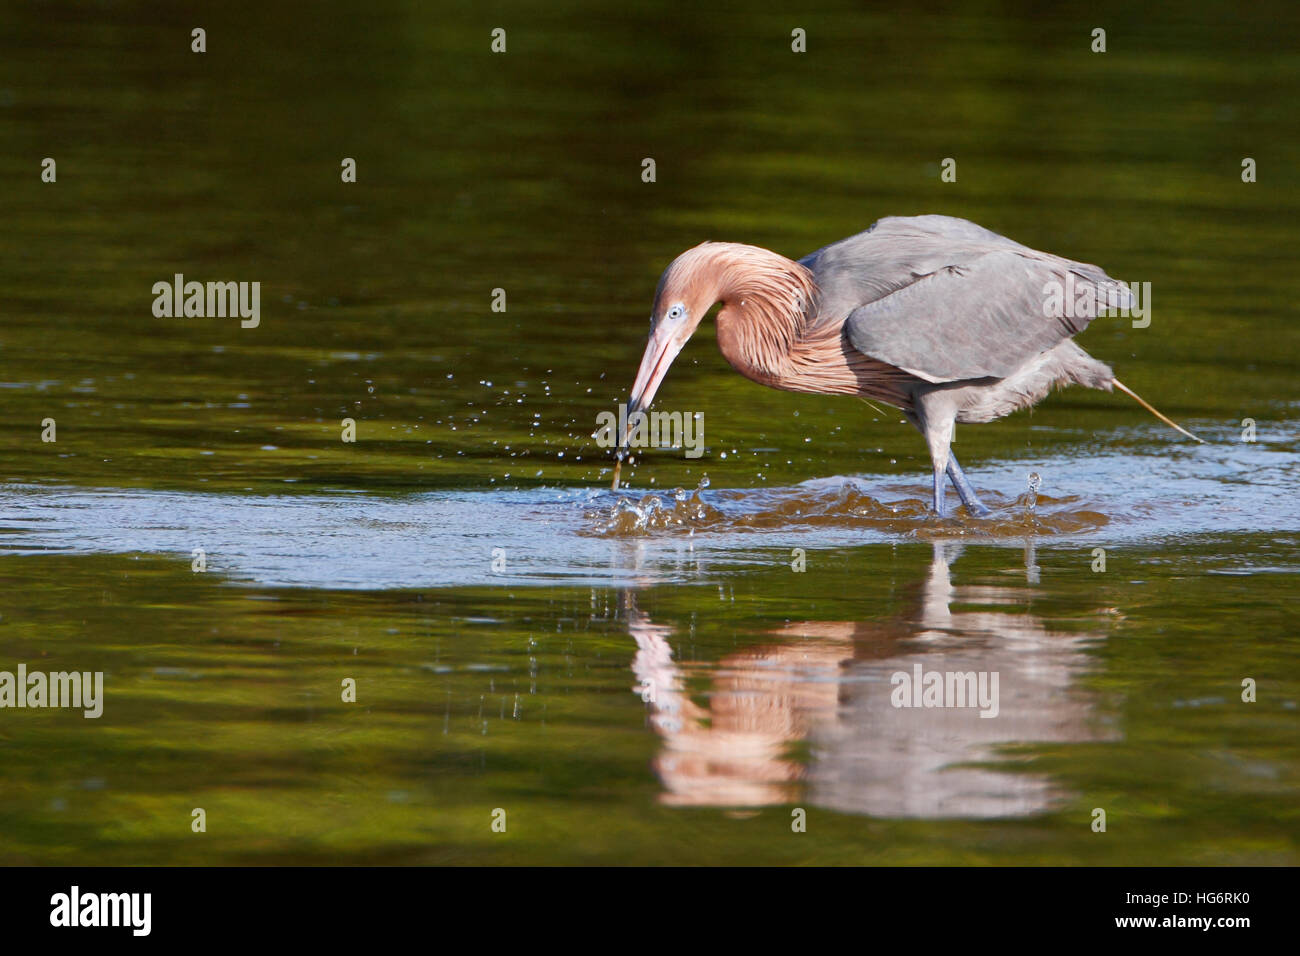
xmin=613 ymin=215 xmax=1200 ymax=516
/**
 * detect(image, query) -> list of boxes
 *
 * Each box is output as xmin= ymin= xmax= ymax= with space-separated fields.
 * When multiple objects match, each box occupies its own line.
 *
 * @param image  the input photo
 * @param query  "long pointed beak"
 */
xmin=611 ymin=326 xmax=685 ymax=491
xmin=624 ymin=327 xmax=684 ymax=445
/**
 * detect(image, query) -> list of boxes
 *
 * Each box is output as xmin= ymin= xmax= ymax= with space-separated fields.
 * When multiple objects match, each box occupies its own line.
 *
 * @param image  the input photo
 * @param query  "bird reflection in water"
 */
xmin=624 ymin=541 xmax=1117 ymax=818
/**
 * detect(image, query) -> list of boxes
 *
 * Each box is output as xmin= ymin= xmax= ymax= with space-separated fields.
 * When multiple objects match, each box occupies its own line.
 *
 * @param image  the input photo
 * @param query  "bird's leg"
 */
xmin=946 ymin=454 xmax=991 ymax=517
xmin=912 ymin=399 xmax=957 ymax=519
xmin=932 ymin=462 xmax=947 ymax=517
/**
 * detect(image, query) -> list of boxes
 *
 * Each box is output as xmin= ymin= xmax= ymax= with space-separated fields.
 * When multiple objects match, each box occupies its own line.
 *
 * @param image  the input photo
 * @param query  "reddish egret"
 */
xmin=613 ymin=215 xmax=1200 ymax=515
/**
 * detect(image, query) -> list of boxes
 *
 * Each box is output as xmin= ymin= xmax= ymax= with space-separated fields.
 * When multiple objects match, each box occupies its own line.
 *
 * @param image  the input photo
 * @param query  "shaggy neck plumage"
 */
xmin=667 ymin=242 xmax=819 ymax=383
xmin=653 ymin=241 xmax=916 ymax=407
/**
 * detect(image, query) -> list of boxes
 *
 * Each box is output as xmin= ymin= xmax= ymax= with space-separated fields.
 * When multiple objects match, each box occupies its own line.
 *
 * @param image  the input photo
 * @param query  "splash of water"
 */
xmin=586 ymin=475 xmax=1107 ymax=538
xmin=1022 ymin=472 xmax=1042 ymax=513
xmin=600 ymin=480 xmax=722 ymax=535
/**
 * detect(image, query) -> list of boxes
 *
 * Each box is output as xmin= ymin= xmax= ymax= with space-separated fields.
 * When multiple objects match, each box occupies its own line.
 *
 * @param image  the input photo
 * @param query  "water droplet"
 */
xmin=1025 ymin=472 xmax=1042 ymax=513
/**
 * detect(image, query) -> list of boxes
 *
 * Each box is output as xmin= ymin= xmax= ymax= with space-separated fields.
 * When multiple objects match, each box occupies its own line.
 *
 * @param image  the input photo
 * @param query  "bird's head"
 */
xmin=625 ymin=241 xmax=814 ymax=430
xmin=625 ymin=250 xmax=715 ymax=422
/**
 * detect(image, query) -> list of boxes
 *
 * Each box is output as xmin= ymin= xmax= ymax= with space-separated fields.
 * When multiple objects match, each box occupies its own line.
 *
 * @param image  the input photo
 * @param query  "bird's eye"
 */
xmin=666 ymin=304 xmax=686 ymax=321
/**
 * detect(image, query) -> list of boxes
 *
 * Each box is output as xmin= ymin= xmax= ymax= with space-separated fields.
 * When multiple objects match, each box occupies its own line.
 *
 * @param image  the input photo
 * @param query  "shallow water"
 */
xmin=1 ymin=0 xmax=1298 ymax=864
xmin=3 ymin=419 xmax=1297 ymax=589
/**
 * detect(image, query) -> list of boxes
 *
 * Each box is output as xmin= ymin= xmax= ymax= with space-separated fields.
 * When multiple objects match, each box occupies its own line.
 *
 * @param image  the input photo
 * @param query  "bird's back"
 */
xmin=801 ymin=215 xmax=1129 ymax=386
xmin=802 ymin=215 xmax=1087 ymax=322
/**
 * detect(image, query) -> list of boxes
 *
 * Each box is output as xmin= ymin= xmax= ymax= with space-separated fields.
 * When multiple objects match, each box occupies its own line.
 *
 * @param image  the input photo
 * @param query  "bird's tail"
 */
xmin=1112 ymin=379 xmax=1204 ymax=443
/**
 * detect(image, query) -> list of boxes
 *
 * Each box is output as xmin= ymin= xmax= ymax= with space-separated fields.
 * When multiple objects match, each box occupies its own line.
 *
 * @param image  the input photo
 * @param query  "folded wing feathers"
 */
xmin=812 ymin=217 xmax=1128 ymax=384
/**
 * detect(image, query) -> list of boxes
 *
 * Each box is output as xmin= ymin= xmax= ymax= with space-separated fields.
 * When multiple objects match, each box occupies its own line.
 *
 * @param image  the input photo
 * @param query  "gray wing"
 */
xmin=799 ymin=215 xmax=1032 ymax=316
xmin=800 ymin=216 xmax=1129 ymax=383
